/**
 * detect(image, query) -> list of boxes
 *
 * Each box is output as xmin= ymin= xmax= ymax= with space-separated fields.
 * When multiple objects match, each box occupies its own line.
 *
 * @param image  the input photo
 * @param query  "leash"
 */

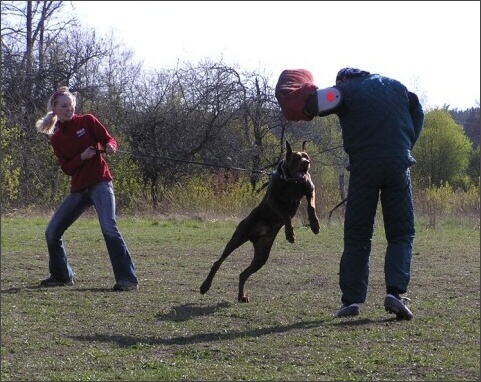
xmin=328 ymin=197 xmax=347 ymax=222
xmin=98 ymin=148 xmax=271 ymax=176
xmin=99 ymin=144 xmax=345 ymax=178
xmin=101 ymin=148 xmax=349 ymax=211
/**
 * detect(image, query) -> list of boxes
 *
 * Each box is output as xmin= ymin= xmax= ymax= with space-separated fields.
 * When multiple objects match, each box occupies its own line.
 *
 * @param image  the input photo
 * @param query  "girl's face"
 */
xmin=52 ymin=95 xmax=75 ymax=122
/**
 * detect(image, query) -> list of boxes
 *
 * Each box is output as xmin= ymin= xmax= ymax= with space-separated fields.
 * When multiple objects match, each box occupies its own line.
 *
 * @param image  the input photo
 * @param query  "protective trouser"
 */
xmin=340 ymin=157 xmax=415 ymax=304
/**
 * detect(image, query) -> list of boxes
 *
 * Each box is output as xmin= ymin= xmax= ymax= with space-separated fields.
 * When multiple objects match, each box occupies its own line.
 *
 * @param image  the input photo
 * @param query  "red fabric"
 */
xmin=50 ymin=114 xmax=116 ymax=192
xmin=275 ymin=69 xmax=318 ymax=122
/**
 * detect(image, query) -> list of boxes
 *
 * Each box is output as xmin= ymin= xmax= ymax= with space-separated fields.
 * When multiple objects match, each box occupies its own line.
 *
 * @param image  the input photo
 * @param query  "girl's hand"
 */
xmin=81 ymin=146 xmax=97 ymax=160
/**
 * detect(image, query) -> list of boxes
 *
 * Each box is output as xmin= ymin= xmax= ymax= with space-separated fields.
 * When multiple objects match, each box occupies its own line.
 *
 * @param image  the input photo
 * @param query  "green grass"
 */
xmin=1 ymin=215 xmax=479 ymax=381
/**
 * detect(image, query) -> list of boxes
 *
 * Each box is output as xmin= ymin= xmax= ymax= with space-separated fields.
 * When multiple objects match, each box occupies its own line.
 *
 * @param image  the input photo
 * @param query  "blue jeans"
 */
xmin=45 ymin=181 xmax=138 ymax=284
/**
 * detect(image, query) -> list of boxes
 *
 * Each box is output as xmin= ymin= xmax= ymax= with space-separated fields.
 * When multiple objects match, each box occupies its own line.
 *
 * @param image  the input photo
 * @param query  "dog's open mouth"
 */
xmin=284 ymin=156 xmax=310 ymax=182
xmin=294 ymin=166 xmax=309 ymax=181
xmin=295 ymin=161 xmax=310 ymax=180
xmin=295 ymin=171 xmax=308 ymax=181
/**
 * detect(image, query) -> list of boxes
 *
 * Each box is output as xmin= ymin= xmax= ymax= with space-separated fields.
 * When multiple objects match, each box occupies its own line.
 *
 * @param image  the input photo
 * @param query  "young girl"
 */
xmin=36 ymin=86 xmax=139 ymax=291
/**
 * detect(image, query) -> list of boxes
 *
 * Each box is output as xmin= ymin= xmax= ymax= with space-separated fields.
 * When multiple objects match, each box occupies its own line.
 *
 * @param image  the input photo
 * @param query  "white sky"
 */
xmin=69 ymin=1 xmax=480 ymax=110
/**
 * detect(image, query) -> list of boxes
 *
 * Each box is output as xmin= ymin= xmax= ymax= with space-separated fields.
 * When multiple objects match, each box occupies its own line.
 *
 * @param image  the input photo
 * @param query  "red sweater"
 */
xmin=51 ymin=113 xmax=116 ymax=193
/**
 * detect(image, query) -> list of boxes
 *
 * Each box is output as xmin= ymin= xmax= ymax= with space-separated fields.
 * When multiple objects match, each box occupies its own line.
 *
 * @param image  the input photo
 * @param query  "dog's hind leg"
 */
xmin=238 ymin=233 xmax=278 ymax=303
xmin=199 ymin=220 xmax=252 ymax=295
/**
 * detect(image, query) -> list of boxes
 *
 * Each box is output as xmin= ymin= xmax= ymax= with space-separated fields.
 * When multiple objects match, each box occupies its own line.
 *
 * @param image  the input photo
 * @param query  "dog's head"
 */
xmin=284 ymin=140 xmax=311 ymax=181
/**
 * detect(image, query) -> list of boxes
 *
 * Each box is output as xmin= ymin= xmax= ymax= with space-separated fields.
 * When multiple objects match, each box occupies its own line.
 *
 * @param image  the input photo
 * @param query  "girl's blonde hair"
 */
xmin=35 ymin=86 xmax=77 ymax=135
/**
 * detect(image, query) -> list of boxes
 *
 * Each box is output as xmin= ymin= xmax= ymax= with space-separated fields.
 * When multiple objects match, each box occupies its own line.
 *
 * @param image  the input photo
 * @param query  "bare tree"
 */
xmin=124 ymin=60 xmax=249 ymax=209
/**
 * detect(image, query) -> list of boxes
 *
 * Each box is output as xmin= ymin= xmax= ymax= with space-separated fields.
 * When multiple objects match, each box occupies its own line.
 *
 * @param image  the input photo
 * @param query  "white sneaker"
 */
xmin=384 ymin=294 xmax=413 ymax=320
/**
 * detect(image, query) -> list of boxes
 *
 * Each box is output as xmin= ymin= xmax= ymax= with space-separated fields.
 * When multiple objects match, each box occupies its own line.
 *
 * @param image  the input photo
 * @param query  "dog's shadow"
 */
xmin=156 ymin=301 xmax=232 ymax=322
xmin=70 ymin=314 xmax=328 ymax=347
xmin=67 ymin=303 xmax=397 ymax=348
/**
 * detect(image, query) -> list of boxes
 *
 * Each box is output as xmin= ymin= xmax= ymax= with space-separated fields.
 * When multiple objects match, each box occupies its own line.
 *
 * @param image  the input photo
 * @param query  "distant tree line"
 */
xmin=1 ymin=1 xmax=479 ymax=214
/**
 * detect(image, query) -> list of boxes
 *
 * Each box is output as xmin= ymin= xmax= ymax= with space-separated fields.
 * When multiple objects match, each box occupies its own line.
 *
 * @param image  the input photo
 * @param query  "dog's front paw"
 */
xmin=310 ymin=218 xmax=320 ymax=234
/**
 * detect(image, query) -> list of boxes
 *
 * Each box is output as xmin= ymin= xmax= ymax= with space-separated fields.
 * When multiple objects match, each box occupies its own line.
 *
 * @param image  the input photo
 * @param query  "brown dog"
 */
xmin=200 ymin=140 xmax=320 ymax=302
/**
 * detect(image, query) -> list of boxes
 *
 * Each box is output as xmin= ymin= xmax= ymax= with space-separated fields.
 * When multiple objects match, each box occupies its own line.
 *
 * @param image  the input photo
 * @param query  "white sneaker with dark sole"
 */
xmin=384 ymin=294 xmax=413 ymax=320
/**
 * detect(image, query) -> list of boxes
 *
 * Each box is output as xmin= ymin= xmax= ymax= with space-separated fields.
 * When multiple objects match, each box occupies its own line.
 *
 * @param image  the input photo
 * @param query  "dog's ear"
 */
xmin=286 ymin=140 xmax=292 ymax=157
xmin=302 ymin=140 xmax=307 ymax=152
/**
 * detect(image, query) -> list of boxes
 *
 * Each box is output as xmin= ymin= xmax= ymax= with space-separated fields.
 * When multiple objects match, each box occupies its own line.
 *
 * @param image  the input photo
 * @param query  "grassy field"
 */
xmin=1 ymin=214 xmax=479 ymax=381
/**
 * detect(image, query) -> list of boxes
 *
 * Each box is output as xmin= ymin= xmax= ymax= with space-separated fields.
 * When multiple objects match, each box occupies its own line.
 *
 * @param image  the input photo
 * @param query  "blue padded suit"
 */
xmin=321 ymin=71 xmax=424 ymax=304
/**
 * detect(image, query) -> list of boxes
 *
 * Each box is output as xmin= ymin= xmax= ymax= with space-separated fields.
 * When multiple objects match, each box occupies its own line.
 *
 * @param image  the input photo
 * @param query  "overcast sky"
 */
xmin=69 ymin=1 xmax=480 ymax=110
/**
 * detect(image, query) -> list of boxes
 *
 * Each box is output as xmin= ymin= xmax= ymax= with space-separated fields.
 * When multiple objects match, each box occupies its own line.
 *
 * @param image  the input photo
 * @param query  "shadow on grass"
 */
xmin=45 ymin=286 xmax=115 ymax=292
xmin=330 ymin=317 xmax=399 ymax=326
xmin=68 ymin=304 xmax=400 ymax=347
xmin=68 ymin=317 xmax=328 ymax=347
xmin=1 ymin=287 xmax=22 ymax=293
xmin=155 ymin=301 xmax=232 ymax=321
xmin=2 ymin=284 xmax=126 ymax=293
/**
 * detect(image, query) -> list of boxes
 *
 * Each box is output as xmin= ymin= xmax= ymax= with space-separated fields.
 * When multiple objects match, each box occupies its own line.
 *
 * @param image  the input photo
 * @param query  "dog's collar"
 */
xmin=273 ymin=160 xmax=301 ymax=184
